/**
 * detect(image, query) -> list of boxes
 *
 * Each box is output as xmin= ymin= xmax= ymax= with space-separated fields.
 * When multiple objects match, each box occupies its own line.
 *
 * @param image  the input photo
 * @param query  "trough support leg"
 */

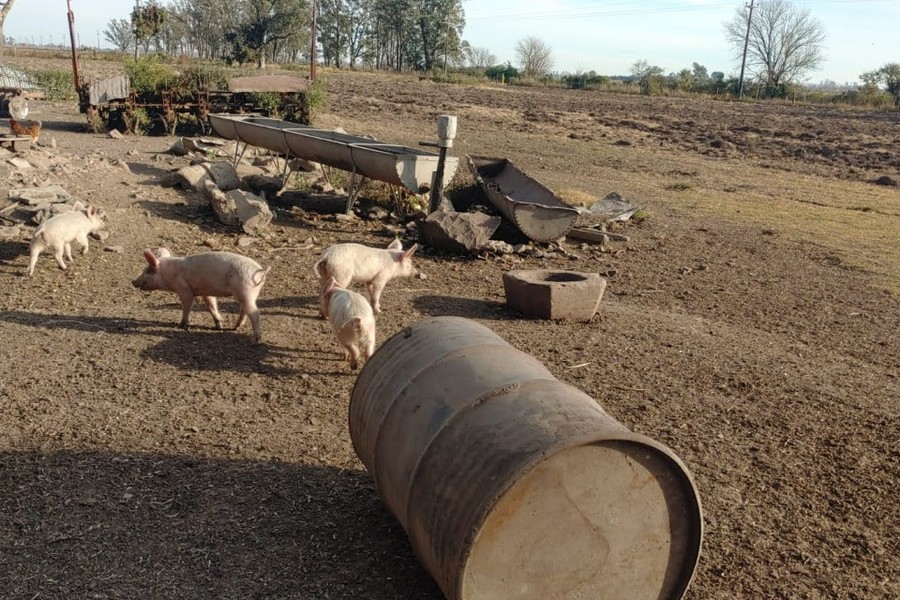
xmin=233 ymin=141 xmax=249 ymax=170
xmin=428 ymin=146 xmax=449 ymax=213
xmin=280 ymin=150 xmax=294 ymax=186
xmin=344 ymin=166 xmax=364 ymax=215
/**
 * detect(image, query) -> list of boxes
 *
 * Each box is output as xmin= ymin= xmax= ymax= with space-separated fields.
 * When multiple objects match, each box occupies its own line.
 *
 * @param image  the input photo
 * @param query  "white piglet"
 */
xmin=314 ymin=239 xmax=418 ymax=315
xmin=27 ymin=201 xmax=106 ymax=276
xmin=131 ymin=248 xmax=270 ymax=343
xmin=321 ymin=276 xmax=376 ymax=370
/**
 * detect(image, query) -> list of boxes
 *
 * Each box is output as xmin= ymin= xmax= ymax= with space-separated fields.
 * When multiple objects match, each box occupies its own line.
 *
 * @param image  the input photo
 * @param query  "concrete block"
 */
xmin=503 ymin=269 xmax=607 ymax=321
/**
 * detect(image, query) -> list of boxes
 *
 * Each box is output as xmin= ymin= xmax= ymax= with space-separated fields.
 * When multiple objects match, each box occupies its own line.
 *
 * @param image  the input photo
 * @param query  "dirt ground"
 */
xmin=0 ymin=59 xmax=898 ymax=600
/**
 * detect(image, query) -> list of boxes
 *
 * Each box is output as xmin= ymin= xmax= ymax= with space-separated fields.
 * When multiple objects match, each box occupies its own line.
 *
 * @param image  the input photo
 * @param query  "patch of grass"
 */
xmin=558 ymin=188 xmax=596 ymax=207
xmin=665 ymin=182 xmax=695 ymax=191
xmin=631 ymin=209 xmax=651 ymax=223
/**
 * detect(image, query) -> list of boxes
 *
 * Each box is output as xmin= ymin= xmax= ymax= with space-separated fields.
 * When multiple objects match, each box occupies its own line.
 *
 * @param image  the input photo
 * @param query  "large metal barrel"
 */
xmin=349 ymin=316 xmax=703 ymax=600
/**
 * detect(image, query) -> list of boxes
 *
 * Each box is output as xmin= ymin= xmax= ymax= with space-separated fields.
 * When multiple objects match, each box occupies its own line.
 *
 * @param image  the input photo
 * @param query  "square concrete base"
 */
xmin=503 ymin=269 xmax=607 ymax=321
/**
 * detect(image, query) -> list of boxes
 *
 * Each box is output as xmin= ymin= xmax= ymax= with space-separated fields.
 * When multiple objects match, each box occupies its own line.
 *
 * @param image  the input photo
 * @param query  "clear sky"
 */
xmin=4 ymin=0 xmax=898 ymax=86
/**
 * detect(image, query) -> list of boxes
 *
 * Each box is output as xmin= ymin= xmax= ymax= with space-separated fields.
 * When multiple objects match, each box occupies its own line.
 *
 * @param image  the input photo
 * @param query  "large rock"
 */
xmin=174 ymin=161 xmax=241 ymax=196
xmin=417 ymin=211 xmax=501 ymax=253
xmin=8 ymin=185 xmax=73 ymax=206
xmin=229 ymin=189 xmax=273 ymax=235
xmin=202 ymin=182 xmax=272 ymax=234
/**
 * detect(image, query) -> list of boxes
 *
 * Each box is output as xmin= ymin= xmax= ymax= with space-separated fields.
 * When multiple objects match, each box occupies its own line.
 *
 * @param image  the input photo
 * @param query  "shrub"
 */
xmin=306 ymin=77 xmax=328 ymax=117
xmin=124 ymin=56 xmax=177 ymax=94
xmin=28 ymin=69 xmax=77 ymax=101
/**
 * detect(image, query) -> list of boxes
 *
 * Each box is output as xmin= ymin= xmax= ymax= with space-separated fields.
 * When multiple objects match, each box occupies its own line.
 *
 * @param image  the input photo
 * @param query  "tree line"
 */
xmin=94 ymin=0 xmax=898 ymax=108
xmin=104 ymin=0 xmax=468 ymax=72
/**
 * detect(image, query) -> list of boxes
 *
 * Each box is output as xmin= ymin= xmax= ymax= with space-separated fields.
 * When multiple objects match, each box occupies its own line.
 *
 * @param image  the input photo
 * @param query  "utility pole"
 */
xmin=310 ymin=0 xmax=317 ymax=80
xmin=134 ymin=0 xmax=139 ymax=59
xmin=66 ymin=0 xmax=81 ymax=104
xmin=738 ymin=0 xmax=755 ymax=99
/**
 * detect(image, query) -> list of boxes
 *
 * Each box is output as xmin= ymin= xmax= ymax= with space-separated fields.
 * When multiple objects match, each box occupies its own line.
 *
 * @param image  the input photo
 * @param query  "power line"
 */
xmin=466 ymin=0 xmax=897 ymax=23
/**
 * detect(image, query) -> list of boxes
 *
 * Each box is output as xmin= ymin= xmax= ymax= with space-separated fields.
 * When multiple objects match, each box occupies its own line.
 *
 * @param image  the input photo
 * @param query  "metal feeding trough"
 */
xmin=503 ymin=269 xmax=607 ymax=321
xmin=207 ymin=113 xmax=459 ymax=209
xmin=349 ymin=317 xmax=703 ymax=600
xmin=467 ymin=155 xmax=580 ymax=242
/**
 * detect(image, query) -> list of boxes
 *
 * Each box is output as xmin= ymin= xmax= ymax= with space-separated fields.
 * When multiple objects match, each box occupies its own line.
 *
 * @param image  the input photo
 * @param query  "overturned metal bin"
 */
xmin=349 ymin=316 xmax=703 ymax=600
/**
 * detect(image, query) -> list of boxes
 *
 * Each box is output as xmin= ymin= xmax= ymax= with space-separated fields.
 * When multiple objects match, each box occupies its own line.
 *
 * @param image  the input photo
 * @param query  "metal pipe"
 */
xmin=67 ymin=0 xmax=81 ymax=104
xmin=428 ymin=115 xmax=457 ymax=213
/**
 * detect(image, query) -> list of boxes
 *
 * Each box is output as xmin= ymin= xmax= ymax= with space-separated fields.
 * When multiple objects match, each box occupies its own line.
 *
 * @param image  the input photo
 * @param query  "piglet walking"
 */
xmin=131 ymin=248 xmax=270 ymax=343
xmin=314 ymin=239 xmax=418 ymax=315
xmin=321 ymin=276 xmax=376 ymax=370
xmin=26 ymin=201 xmax=106 ymax=276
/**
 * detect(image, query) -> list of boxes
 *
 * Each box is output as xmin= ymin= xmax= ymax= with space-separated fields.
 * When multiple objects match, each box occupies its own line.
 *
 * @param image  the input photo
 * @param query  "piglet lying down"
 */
xmin=132 ymin=248 xmax=270 ymax=343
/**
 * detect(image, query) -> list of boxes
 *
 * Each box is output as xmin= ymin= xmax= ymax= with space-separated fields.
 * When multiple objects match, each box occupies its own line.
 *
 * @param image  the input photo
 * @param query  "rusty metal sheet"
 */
xmin=88 ymin=76 xmax=130 ymax=105
xmin=227 ymin=75 xmax=309 ymax=93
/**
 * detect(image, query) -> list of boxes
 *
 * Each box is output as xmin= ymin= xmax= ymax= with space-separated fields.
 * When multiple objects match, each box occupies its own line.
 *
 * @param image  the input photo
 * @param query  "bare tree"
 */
xmin=104 ymin=18 xmax=136 ymax=52
xmin=465 ymin=45 xmax=495 ymax=69
xmin=515 ymin=36 xmax=553 ymax=78
xmin=725 ymin=0 xmax=825 ymax=94
xmin=0 ymin=0 xmax=16 ymax=47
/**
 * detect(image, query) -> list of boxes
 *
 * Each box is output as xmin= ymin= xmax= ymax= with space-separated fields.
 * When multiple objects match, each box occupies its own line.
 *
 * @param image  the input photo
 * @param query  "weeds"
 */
xmin=27 ymin=69 xmax=76 ymax=101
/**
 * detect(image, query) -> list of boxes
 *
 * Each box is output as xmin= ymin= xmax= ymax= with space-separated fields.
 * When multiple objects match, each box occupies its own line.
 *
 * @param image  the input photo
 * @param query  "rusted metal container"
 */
xmin=349 ymin=316 xmax=702 ymax=600
xmin=467 ymin=155 xmax=580 ymax=243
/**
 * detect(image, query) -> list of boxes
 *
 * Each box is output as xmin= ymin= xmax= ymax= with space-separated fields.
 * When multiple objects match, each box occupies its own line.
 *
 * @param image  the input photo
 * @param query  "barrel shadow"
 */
xmin=413 ymin=294 xmax=512 ymax=320
xmin=0 ymin=449 xmax=442 ymax=599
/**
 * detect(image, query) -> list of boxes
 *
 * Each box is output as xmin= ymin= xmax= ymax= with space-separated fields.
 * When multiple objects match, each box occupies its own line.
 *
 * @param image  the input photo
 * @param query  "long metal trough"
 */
xmin=208 ymin=114 xmax=458 ymax=194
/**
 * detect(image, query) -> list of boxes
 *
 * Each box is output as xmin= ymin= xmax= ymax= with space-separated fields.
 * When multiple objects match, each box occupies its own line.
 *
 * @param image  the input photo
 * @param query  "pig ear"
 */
xmin=143 ymin=249 xmax=160 ymax=271
xmin=387 ymin=238 xmax=403 ymax=251
xmin=156 ymin=247 xmax=172 ymax=258
xmin=87 ymin=204 xmax=96 ymax=217
xmin=72 ymin=200 xmax=86 ymax=211
xmin=402 ymin=243 xmax=418 ymax=260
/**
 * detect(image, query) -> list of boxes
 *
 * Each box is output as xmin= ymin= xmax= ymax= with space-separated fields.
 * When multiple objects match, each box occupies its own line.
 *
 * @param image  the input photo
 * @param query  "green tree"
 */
xmin=861 ymin=63 xmax=900 ymax=108
xmin=724 ymin=0 xmax=826 ymax=96
xmin=515 ymin=36 xmax=553 ymax=78
xmin=415 ymin=0 xmax=465 ymax=72
xmin=630 ymin=59 xmax=664 ymax=94
xmin=132 ymin=1 xmax=167 ymax=56
xmin=227 ymin=0 xmax=308 ymax=68
xmin=319 ymin=0 xmax=372 ymax=69
xmin=691 ymin=62 xmax=710 ymax=91
xmin=669 ymin=68 xmax=694 ymax=91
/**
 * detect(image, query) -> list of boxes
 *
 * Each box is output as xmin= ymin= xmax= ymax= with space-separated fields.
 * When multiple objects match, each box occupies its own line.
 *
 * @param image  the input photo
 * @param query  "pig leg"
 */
xmin=176 ymin=292 xmax=195 ymax=330
xmin=242 ymin=303 xmax=263 ymax=343
xmin=76 ymin=232 xmax=90 ymax=255
xmin=234 ymin=291 xmax=262 ymax=342
xmin=26 ymin=239 xmax=44 ymax=276
xmin=64 ymin=242 xmax=74 ymax=263
xmin=200 ymin=296 xmax=224 ymax=330
xmin=368 ymin=278 xmax=388 ymax=313
xmin=337 ymin=321 xmax=362 ymax=369
xmin=342 ymin=342 xmax=360 ymax=370
xmin=54 ymin=245 xmax=69 ymax=270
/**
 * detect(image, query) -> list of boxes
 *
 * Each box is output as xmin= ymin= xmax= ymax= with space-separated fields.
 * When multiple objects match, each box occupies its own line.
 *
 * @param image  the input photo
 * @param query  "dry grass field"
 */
xmin=0 ymin=57 xmax=897 ymax=599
